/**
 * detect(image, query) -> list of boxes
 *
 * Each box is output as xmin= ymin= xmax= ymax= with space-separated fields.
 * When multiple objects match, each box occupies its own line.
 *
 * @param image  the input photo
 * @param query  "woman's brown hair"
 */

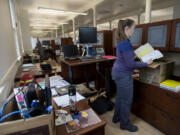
xmin=116 ymin=19 xmax=135 ymax=41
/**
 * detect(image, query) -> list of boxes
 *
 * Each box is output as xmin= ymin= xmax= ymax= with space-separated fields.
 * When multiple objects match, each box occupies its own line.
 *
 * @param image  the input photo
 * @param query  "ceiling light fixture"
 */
xmin=38 ymin=7 xmax=88 ymax=16
xmin=31 ymin=26 xmax=59 ymax=29
xmin=31 ymin=30 xmax=52 ymax=32
xmin=30 ymin=25 xmax=59 ymax=29
xmin=30 ymin=19 xmax=68 ymax=24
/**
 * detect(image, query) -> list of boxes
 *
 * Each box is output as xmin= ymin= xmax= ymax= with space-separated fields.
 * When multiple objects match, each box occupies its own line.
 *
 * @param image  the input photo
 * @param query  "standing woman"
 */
xmin=112 ymin=19 xmax=152 ymax=132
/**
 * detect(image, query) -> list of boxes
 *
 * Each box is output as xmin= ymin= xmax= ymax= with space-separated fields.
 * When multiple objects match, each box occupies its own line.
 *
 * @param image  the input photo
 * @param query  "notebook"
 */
xmin=135 ymin=43 xmax=163 ymax=63
xmin=160 ymin=79 xmax=180 ymax=92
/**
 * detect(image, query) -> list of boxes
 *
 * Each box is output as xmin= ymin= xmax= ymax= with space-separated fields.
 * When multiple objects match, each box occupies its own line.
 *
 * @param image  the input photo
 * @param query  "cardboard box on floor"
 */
xmin=0 ymin=101 xmax=55 ymax=135
xmin=139 ymin=60 xmax=174 ymax=85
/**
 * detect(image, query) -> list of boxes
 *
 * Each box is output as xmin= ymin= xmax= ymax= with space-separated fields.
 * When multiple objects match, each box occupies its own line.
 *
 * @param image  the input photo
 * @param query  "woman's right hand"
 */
xmin=147 ymin=59 xmax=153 ymax=65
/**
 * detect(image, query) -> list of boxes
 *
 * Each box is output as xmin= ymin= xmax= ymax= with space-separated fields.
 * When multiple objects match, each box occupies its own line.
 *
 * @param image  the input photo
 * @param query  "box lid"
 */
xmin=147 ymin=60 xmax=174 ymax=69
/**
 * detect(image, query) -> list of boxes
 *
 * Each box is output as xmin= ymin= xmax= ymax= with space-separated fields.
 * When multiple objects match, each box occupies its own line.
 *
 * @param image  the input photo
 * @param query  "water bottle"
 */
xmin=68 ymin=85 xmax=78 ymax=114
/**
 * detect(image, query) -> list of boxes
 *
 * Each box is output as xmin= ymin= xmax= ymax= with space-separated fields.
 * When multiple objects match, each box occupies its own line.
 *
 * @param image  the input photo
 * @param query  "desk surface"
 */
xmin=55 ymin=100 xmax=106 ymax=135
xmin=15 ymin=61 xmax=61 ymax=82
xmin=61 ymin=58 xmax=114 ymax=67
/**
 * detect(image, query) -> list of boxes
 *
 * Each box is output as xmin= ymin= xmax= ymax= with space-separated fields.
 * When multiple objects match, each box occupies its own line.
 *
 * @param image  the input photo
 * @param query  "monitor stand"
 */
xmin=85 ymin=44 xmax=92 ymax=57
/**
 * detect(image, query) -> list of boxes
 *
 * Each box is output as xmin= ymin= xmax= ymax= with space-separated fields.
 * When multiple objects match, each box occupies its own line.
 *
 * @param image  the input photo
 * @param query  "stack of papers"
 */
xmin=53 ymin=92 xmax=85 ymax=107
xmin=135 ymin=43 xmax=163 ymax=63
xmin=22 ymin=63 xmax=34 ymax=68
xmin=160 ymin=79 xmax=180 ymax=92
xmin=50 ymin=75 xmax=63 ymax=81
xmin=50 ymin=75 xmax=70 ymax=88
xmin=38 ymin=75 xmax=69 ymax=88
xmin=51 ymin=88 xmax=58 ymax=96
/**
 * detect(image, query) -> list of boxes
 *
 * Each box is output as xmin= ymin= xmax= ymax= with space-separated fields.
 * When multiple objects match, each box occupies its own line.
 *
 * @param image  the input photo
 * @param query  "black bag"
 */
xmin=89 ymin=96 xmax=114 ymax=115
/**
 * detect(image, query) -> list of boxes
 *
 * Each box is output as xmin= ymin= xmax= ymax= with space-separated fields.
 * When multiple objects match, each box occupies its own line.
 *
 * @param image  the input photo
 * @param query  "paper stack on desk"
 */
xmin=135 ymin=43 xmax=163 ymax=63
xmin=53 ymin=92 xmax=85 ymax=107
xmin=160 ymin=79 xmax=180 ymax=92
xmin=49 ymin=75 xmax=70 ymax=88
xmin=22 ymin=63 xmax=34 ymax=68
xmin=51 ymin=88 xmax=58 ymax=96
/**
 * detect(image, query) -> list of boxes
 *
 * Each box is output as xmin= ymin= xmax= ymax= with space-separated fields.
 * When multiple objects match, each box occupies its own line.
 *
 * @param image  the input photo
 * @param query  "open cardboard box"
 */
xmin=0 ymin=100 xmax=55 ymax=135
xmin=139 ymin=59 xmax=174 ymax=85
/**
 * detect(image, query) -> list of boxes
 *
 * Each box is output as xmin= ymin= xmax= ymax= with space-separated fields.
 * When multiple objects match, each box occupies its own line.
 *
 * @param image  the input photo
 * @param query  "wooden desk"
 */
xmin=61 ymin=58 xmax=114 ymax=85
xmin=15 ymin=62 xmax=61 ymax=82
xmin=23 ymin=55 xmax=40 ymax=64
xmin=132 ymin=78 xmax=180 ymax=135
xmin=55 ymin=100 xmax=106 ymax=135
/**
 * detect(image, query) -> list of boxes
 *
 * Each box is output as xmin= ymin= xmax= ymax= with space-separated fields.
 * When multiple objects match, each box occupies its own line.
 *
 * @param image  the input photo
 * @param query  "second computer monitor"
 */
xmin=79 ymin=27 xmax=97 ymax=44
xmin=63 ymin=45 xmax=78 ymax=58
xmin=42 ymin=40 xmax=51 ymax=46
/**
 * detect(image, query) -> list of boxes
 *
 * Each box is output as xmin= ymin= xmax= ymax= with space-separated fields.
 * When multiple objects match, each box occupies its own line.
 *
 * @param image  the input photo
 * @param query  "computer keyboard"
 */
xmin=65 ymin=56 xmax=80 ymax=60
xmin=79 ymin=55 xmax=102 ymax=61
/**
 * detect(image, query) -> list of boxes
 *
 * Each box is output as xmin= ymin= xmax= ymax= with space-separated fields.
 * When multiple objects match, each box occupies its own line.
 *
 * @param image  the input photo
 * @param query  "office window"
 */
xmin=112 ymin=19 xmax=118 ymax=29
xmin=75 ymin=30 xmax=79 ymax=41
xmin=69 ymin=32 xmax=74 ymax=38
xmin=147 ymin=25 xmax=167 ymax=47
xmin=55 ymin=39 xmax=61 ymax=45
xmin=97 ymin=32 xmax=103 ymax=45
xmin=64 ymin=33 xmax=68 ymax=38
xmin=140 ymin=7 xmax=173 ymax=24
xmin=9 ymin=0 xmax=21 ymax=59
xmin=175 ymin=23 xmax=180 ymax=48
xmin=97 ymin=22 xmax=110 ymax=31
xmin=31 ymin=37 xmax=37 ymax=49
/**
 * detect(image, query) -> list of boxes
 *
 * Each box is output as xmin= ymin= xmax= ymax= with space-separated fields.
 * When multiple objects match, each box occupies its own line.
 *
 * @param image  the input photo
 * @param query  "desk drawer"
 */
xmin=132 ymin=99 xmax=180 ymax=135
xmin=134 ymin=80 xmax=180 ymax=118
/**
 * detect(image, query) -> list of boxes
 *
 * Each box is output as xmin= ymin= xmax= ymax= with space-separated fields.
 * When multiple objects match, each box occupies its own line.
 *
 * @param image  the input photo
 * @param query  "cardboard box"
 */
xmin=0 ymin=101 xmax=55 ymax=135
xmin=139 ymin=60 xmax=174 ymax=85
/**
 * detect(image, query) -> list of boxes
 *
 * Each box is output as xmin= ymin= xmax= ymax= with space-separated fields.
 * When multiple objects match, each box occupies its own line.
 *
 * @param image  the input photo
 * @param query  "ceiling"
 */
xmin=16 ymin=0 xmax=180 ymax=37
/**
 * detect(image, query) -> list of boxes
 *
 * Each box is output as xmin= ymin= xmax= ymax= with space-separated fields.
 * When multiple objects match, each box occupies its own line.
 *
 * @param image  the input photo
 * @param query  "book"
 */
xmin=102 ymin=55 xmax=116 ymax=59
xmin=160 ymin=79 xmax=180 ymax=92
xmin=134 ymin=43 xmax=163 ymax=63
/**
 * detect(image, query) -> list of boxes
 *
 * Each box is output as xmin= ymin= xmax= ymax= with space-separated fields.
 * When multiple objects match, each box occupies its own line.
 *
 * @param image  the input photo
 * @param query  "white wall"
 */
xmin=19 ymin=9 xmax=32 ymax=54
xmin=31 ymin=37 xmax=37 ymax=50
xmin=173 ymin=5 xmax=180 ymax=19
xmin=12 ymin=0 xmax=24 ymax=56
xmin=0 ymin=0 xmax=20 ymax=106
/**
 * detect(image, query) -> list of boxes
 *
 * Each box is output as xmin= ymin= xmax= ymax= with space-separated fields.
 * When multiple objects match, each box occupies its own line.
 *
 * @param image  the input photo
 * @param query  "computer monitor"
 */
xmin=42 ymin=40 xmax=51 ymax=46
xmin=55 ymin=39 xmax=61 ymax=45
xmin=63 ymin=45 xmax=78 ymax=58
xmin=79 ymin=27 xmax=97 ymax=44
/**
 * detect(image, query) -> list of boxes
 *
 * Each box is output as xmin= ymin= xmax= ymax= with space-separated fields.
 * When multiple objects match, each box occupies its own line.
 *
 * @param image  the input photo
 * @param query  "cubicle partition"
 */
xmin=145 ymin=20 xmax=172 ymax=51
xmin=170 ymin=18 xmax=180 ymax=52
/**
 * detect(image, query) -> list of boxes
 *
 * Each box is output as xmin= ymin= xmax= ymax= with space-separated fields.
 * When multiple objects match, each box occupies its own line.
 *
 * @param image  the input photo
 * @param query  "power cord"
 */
xmin=0 ymin=111 xmax=31 ymax=123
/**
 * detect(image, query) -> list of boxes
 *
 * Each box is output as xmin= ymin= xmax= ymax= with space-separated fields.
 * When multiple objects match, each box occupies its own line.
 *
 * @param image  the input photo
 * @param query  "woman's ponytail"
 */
xmin=116 ymin=19 xmax=135 ymax=41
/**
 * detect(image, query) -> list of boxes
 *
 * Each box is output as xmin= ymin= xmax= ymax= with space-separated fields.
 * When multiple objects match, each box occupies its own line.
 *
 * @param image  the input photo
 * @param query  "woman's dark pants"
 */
xmin=112 ymin=73 xmax=133 ymax=127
